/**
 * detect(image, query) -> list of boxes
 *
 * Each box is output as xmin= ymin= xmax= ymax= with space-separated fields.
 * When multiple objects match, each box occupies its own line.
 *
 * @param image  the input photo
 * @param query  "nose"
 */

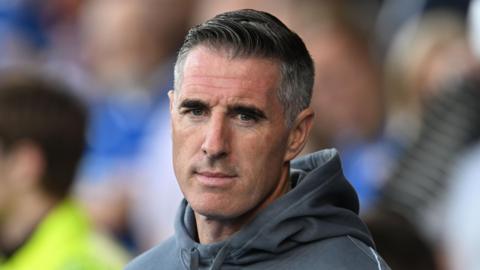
xmin=201 ymin=113 xmax=229 ymax=160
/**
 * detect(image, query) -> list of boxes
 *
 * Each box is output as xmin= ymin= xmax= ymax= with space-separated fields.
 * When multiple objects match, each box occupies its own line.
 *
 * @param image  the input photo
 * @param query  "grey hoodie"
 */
xmin=126 ymin=149 xmax=390 ymax=269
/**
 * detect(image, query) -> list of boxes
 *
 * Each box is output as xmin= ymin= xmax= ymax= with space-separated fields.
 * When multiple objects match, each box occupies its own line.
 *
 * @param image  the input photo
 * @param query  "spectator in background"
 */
xmin=287 ymin=0 xmax=395 ymax=212
xmin=369 ymin=74 xmax=480 ymax=270
xmin=377 ymin=7 xmax=480 ymax=241
xmin=0 ymin=0 xmax=190 ymax=254
xmin=0 ymin=70 xmax=128 ymax=269
xmin=383 ymin=8 xmax=476 ymax=147
xmin=365 ymin=4 xmax=480 ymax=269
xmin=73 ymin=0 xmax=194 ymax=252
xmin=441 ymin=2 xmax=480 ymax=269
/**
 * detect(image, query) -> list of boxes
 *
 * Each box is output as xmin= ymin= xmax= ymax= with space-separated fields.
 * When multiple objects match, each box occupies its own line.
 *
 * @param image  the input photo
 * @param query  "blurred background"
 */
xmin=1 ymin=0 xmax=479 ymax=269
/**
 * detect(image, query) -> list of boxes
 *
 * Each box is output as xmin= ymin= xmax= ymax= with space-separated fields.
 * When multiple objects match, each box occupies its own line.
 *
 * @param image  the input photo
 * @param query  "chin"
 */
xmin=193 ymin=207 xmax=234 ymax=220
xmin=190 ymin=201 xmax=244 ymax=220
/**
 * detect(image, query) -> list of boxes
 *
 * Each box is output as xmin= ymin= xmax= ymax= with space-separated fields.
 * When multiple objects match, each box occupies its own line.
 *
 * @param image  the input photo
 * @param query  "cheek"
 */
xmin=0 ymin=173 xmax=11 ymax=210
xmin=171 ymin=122 xmax=198 ymax=176
xmin=235 ymin=131 xmax=286 ymax=179
xmin=172 ymin=115 xmax=202 ymax=152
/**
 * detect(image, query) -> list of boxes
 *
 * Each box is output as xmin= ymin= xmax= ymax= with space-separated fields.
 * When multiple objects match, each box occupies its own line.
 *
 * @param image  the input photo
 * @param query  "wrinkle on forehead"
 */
xmin=181 ymin=75 xmax=276 ymax=93
xmin=174 ymin=46 xmax=282 ymax=104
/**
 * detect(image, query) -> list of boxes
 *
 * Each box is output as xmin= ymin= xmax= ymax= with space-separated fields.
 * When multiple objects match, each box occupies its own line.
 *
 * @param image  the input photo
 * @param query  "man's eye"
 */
xmin=190 ymin=109 xmax=204 ymax=116
xmin=180 ymin=108 xmax=207 ymax=118
xmin=238 ymin=113 xmax=257 ymax=122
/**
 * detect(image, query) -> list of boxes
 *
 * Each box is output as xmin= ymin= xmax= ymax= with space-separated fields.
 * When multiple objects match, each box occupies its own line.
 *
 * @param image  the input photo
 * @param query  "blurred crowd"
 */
xmin=1 ymin=0 xmax=480 ymax=269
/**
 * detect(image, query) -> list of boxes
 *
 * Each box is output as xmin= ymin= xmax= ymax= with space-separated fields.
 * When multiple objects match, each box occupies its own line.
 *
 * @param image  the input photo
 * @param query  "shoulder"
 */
xmin=125 ymin=237 xmax=179 ymax=270
xmin=265 ymin=236 xmax=390 ymax=270
xmin=302 ymin=236 xmax=390 ymax=270
xmin=3 ymin=200 xmax=129 ymax=270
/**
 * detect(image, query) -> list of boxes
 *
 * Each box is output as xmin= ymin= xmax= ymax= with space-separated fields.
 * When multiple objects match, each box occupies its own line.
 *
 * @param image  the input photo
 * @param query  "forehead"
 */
xmin=178 ymin=46 xmax=281 ymax=101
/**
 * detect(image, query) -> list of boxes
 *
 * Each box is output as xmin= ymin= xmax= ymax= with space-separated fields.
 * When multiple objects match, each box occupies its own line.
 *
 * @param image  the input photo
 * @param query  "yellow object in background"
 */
xmin=0 ymin=199 xmax=128 ymax=270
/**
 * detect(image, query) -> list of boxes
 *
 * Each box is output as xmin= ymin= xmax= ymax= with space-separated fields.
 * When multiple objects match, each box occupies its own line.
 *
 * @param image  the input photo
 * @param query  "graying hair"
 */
xmin=173 ymin=9 xmax=314 ymax=127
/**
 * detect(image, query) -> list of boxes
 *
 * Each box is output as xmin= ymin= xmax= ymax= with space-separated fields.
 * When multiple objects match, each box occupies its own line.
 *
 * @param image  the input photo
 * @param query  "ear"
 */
xmin=5 ymin=141 xmax=45 ymax=191
xmin=168 ymin=90 xmax=175 ymax=113
xmin=284 ymin=108 xmax=314 ymax=162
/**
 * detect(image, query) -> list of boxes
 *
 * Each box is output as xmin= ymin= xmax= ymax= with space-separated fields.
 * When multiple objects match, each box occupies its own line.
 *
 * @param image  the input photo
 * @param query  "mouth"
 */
xmin=194 ymin=170 xmax=237 ymax=187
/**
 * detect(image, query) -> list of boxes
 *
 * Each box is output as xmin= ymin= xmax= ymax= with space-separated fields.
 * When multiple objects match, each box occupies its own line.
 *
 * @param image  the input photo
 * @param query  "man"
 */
xmin=127 ymin=9 xmax=390 ymax=269
xmin=0 ymin=71 xmax=128 ymax=269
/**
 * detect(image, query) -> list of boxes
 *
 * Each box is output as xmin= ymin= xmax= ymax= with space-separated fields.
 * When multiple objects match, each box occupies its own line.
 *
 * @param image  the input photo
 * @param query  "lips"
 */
xmin=197 ymin=171 xmax=234 ymax=177
xmin=195 ymin=170 xmax=237 ymax=187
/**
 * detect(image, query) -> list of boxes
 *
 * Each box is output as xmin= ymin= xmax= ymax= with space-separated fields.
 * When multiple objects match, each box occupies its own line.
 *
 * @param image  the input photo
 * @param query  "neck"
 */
xmin=195 ymin=164 xmax=291 ymax=244
xmin=301 ymin=136 xmax=331 ymax=156
xmin=0 ymin=191 xmax=57 ymax=251
xmin=194 ymin=215 xmax=244 ymax=244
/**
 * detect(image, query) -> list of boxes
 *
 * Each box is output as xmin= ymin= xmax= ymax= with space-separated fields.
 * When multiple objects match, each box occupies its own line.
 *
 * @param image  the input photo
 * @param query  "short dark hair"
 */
xmin=0 ymin=70 xmax=87 ymax=199
xmin=174 ymin=9 xmax=314 ymax=126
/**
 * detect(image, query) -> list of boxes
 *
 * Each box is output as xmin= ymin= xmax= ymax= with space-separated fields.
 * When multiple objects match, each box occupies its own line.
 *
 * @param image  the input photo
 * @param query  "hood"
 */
xmin=175 ymin=149 xmax=374 ymax=269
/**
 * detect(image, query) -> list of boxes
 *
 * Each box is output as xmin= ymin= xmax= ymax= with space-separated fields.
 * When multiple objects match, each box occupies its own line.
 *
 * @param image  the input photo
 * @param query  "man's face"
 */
xmin=0 ymin=142 xmax=44 ymax=219
xmin=0 ymin=144 xmax=16 ymax=218
xmin=170 ymin=46 xmax=293 ymax=220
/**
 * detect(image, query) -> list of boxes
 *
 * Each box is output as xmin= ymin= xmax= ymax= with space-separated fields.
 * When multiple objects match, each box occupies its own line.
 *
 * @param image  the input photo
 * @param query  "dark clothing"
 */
xmin=126 ymin=149 xmax=390 ymax=269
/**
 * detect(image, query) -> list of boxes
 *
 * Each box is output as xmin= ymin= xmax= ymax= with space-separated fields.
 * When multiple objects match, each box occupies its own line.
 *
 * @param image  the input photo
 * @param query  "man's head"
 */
xmin=174 ymin=9 xmax=314 ymax=127
xmin=169 ymin=9 xmax=314 ymax=228
xmin=0 ymin=70 xmax=86 ymax=210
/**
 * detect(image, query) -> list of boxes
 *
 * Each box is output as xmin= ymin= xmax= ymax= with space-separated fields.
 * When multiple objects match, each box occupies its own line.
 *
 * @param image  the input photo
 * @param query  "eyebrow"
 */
xmin=178 ymin=99 xmax=209 ymax=110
